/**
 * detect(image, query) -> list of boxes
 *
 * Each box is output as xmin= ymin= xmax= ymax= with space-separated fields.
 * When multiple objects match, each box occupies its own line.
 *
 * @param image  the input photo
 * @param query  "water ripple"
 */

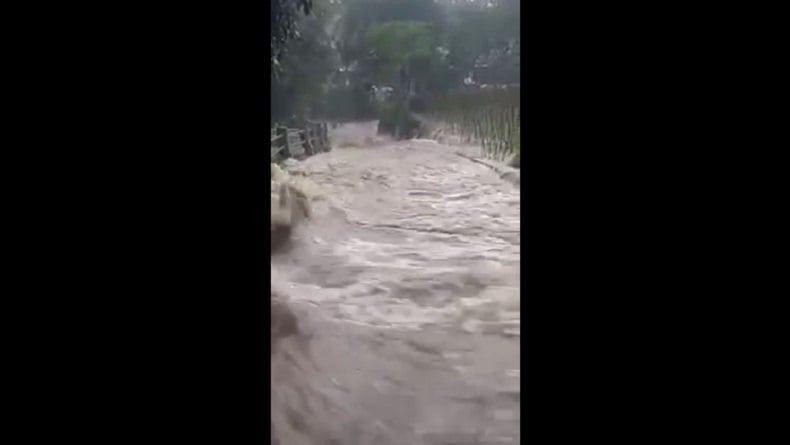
xmin=271 ymin=122 xmax=520 ymax=444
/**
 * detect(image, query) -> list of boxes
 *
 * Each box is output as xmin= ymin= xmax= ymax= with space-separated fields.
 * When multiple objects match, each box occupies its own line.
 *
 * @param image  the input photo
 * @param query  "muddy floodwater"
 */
xmin=271 ymin=122 xmax=521 ymax=445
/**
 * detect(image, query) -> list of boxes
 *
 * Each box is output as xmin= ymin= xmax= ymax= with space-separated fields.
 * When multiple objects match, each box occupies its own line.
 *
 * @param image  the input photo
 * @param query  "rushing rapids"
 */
xmin=271 ymin=121 xmax=520 ymax=445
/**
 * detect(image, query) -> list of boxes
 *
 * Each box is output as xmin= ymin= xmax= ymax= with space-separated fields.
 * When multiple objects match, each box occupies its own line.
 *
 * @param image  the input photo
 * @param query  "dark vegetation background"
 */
xmin=271 ymin=0 xmax=520 ymax=141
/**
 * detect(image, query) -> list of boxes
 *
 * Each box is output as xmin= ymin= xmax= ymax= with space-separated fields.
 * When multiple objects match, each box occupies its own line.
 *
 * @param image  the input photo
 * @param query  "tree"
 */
xmin=271 ymin=0 xmax=314 ymax=65
xmin=271 ymin=0 xmax=342 ymax=122
xmin=439 ymin=0 xmax=520 ymax=88
xmin=271 ymin=2 xmax=339 ymax=121
xmin=364 ymin=21 xmax=436 ymax=97
xmin=332 ymin=0 xmax=443 ymax=85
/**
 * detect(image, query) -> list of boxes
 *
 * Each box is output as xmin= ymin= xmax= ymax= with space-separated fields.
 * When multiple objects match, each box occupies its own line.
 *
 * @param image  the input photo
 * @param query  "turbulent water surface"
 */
xmin=271 ymin=122 xmax=520 ymax=445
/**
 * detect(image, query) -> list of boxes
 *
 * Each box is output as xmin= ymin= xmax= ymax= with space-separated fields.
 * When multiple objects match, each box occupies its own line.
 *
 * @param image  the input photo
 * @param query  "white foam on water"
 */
xmin=271 ymin=124 xmax=521 ymax=444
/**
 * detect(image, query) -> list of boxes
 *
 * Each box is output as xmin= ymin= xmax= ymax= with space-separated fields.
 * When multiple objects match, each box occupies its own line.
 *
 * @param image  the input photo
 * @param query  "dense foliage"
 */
xmin=271 ymin=0 xmax=314 ymax=65
xmin=271 ymin=0 xmax=520 ymax=145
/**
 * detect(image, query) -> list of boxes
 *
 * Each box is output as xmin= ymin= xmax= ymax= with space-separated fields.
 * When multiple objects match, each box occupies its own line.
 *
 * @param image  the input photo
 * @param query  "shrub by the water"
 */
xmin=377 ymin=102 xmax=421 ymax=139
xmin=408 ymin=96 xmax=428 ymax=113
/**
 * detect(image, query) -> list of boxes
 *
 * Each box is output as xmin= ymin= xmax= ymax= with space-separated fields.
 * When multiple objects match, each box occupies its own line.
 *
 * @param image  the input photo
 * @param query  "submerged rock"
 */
xmin=500 ymin=170 xmax=520 ymax=186
xmin=271 ymin=293 xmax=300 ymax=353
xmin=505 ymin=152 xmax=520 ymax=169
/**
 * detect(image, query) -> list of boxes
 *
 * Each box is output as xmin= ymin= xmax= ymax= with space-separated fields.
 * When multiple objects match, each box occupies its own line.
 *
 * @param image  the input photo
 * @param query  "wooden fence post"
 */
xmin=300 ymin=126 xmax=313 ymax=157
xmin=276 ymin=126 xmax=290 ymax=159
xmin=272 ymin=121 xmax=331 ymax=160
xmin=324 ymin=123 xmax=331 ymax=151
xmin=311 ymin=124 xmax=319 ymax=153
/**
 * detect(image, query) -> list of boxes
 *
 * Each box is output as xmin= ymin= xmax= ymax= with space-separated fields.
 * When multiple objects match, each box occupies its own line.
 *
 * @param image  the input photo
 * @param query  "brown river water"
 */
xmin=271 ymin=122 xmax=521 ymax=445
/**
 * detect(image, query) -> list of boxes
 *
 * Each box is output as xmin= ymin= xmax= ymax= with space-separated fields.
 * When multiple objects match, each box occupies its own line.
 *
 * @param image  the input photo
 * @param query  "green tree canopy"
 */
xmin=365 ymin=21 xmax=435 ymax=87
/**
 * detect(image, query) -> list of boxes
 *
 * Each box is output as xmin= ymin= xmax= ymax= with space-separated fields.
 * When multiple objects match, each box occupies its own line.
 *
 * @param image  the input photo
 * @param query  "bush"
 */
xmin=322 ymin=87 xmax=378 ymax=122
xmin=377 ymin=102 xmax=421 ymax=139
xmin=408 ymin=96 xmax=427 ymax=113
